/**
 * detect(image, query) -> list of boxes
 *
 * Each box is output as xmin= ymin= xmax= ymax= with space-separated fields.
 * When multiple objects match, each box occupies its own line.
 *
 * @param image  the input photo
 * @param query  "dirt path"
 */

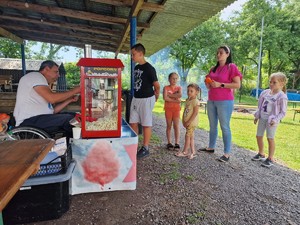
xmin=27 ymin=114 xmax=300 ymax=225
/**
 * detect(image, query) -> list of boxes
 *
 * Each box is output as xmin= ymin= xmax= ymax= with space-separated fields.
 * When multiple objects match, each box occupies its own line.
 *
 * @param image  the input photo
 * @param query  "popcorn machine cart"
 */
xmin=77 ymin=58 xmax=124 ymax=138
xmin=72 ymin=58 xmax=138 ymax=195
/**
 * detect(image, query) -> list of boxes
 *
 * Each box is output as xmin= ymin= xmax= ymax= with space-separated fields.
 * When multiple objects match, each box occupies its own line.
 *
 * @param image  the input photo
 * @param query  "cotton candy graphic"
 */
xmin=82 ymin=140 xmax=120 ymax=186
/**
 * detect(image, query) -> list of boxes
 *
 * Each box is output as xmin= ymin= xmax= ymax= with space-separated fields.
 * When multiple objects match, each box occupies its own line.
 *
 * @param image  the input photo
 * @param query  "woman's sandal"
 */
xmin=175 ymin=151 xmax=189 ymax=157
xmin=166 ymin=143 xmax=174 ymax=150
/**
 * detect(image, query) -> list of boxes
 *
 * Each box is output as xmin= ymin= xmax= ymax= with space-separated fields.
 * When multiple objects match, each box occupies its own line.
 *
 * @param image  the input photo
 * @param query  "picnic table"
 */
xmin=0 ymin=139 xmax=55 ymax=225
xmin=293 ymin=108 xmax=300 ymax=122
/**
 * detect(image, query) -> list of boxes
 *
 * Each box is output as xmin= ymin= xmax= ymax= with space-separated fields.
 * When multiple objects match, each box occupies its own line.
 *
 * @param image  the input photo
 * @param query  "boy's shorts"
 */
xmin=129 ymin=96 xmax=155 ymax=127
xmin=165 ymin=109 xmax=180 ymax=121
xmin=185 ymin=126 xmax=196 ymax=137
xmin=256 ymin=118 xmax=277 ymax=139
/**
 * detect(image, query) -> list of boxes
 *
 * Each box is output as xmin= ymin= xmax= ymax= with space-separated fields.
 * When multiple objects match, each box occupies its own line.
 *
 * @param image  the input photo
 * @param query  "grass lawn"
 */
xmin=153 ymin=96 xmax=300 ymax=172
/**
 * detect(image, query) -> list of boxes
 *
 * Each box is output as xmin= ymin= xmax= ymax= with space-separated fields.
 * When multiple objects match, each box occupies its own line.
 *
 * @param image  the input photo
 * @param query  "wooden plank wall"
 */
xmin=0 ymin=93 xmax=16 ymax=113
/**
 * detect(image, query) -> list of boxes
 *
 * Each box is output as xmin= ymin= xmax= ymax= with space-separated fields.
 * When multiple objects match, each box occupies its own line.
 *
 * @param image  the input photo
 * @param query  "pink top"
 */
xmin=207 ymin=63 xmax=242 ymax=101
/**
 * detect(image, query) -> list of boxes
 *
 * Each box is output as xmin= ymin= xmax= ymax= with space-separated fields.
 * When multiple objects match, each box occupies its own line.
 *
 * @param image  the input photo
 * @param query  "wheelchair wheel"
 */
xmin=10 ymin=126 xmax=51 ymax=140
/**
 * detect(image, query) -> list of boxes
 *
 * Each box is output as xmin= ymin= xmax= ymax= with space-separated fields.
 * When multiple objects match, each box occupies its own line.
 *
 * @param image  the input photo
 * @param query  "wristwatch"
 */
xmin=221 ymin=83 xmax=225 ymax=88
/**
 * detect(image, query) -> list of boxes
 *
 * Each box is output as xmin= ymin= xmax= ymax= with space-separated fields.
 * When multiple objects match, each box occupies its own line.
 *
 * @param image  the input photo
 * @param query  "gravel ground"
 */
xmin=26 ymin=114 xmax=300 ymax=225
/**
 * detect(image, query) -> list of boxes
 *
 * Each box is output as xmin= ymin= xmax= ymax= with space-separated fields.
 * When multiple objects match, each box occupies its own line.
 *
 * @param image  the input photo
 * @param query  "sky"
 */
xmin=58 ymin=0 xmax=248 ymax=63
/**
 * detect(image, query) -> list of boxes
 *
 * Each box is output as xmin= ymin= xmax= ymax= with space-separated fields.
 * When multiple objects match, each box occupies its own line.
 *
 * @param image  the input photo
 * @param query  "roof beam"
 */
xmin=90 ymin=0 xmax=164 ymax=12
xmin=21 ymin=35 xmax=118 ymax=52
xmin=0 ymin=27 xmax=23 ymax=44
xmin=0 ymin=15 xmax=121 ymax=37
xmin=115 ymin=0 xmax=144 ymax=56
xmin=2 ymin=24 xmax=120 ymax=45
xmin=1 ymin=0 xmax=127 ymax=25
xmin=141 ymin=2 xmax=164 ymax=12
xmin=90 ymin=0 xmax=133 ymax=7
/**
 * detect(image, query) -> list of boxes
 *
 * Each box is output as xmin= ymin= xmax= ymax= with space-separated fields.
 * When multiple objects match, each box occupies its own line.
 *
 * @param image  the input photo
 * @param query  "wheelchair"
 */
xmin=10 ymin=126 xmax=51 ymax=140
xmin=1 ymin=113 xmax=66 ymax=141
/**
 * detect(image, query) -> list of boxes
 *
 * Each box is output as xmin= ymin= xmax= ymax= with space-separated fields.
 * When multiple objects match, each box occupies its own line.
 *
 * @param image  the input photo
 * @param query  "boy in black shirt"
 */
xmin=130 ymin=43 xmax=160 ymax=159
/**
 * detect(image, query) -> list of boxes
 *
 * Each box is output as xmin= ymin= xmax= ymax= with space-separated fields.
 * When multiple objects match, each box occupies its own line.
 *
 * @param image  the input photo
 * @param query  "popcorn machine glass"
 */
xmin=77 ymin=58 xmax=124 ymax=138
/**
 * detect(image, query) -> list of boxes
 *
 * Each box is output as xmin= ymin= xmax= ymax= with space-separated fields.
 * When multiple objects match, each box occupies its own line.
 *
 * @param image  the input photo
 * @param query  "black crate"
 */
xmin=3 ymin=162 xmax=75 ymax=224
xmin=31 ymin=145 xmax=72 ymax=177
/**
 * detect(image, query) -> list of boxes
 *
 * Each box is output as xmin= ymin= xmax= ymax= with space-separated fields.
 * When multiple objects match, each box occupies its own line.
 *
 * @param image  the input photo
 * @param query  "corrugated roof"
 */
xmin=0 ymin=0 xmax=236 ymax=56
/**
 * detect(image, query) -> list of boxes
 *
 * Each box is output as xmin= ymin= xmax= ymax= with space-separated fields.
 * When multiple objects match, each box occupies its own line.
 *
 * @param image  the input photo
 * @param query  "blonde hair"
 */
xmin=270 ymin=72 xmax=288 ymax=93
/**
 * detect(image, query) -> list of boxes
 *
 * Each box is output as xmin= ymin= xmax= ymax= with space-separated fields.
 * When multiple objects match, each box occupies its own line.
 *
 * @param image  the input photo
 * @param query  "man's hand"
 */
xmin=71 ymin=95 xmax=80 ymax=102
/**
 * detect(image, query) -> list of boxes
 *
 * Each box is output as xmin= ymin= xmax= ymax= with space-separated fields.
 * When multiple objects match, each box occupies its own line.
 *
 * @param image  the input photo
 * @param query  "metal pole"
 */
xmin=130 ymin=17 xmax=137 ymax=97
xmin=256 ymin=16 xmax=264 ymax=99
xmin=84 ymin=44 xmax=92 ymax=58
xmin=125 ymin=17 xmax=137 ymax=124
xmin=21 ymin=43 xmax=26 ymax=76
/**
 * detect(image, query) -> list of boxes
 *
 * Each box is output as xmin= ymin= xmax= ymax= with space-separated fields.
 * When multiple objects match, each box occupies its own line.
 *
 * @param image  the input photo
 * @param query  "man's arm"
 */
xmin=34 ymin=85 xmax=80 ymax=104
xmin=53 ymin=95 xmax=79 ymax=113
xmin=153 ymin=81 xmax=160 ymax=101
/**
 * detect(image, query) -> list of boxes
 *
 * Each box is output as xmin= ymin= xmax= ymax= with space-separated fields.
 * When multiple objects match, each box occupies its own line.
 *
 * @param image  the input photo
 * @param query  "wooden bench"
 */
xmin=293 ymin=108 xmax=300 ymax=121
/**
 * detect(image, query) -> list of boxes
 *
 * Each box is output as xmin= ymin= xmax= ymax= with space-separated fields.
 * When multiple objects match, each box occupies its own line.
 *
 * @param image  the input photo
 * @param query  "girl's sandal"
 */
xmin=175 ymin=151 xmax=189 ymax=157
xmin=166 ymin=143 xmax=174 ymax=150
xmin=188 ymin=153 xmax=197 ymax=160
xmin=174 ymin=143 xmax=180 ymax=151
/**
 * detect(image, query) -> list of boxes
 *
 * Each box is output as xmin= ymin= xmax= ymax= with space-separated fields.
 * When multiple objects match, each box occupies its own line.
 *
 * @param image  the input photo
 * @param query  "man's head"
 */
xmin=131 ymin=43 xmax=146 ymax=64
xmin=39 ymin=60 xmax=59 ymax=84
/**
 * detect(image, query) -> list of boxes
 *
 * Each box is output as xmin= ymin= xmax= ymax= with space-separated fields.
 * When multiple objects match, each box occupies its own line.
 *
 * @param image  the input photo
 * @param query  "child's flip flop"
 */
xmin=188 ymin=153 xmax=197 ymax=159
xmin=175 ymin=151 xmax=188 ymax=157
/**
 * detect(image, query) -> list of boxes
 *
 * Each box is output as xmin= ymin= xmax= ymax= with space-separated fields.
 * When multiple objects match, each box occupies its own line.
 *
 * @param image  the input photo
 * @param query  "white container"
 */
xmin=72 ymin=127 xmax=81 ymax=139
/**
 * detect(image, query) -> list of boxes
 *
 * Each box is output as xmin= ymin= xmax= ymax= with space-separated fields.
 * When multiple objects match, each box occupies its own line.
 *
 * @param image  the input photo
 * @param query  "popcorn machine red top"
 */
xmin=77 ymin=58 xmax=124 ymax=138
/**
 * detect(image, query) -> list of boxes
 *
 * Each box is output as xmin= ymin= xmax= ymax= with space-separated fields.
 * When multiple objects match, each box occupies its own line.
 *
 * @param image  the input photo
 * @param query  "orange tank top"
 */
xmin=164 ymin=85 xmax=181 ymax=111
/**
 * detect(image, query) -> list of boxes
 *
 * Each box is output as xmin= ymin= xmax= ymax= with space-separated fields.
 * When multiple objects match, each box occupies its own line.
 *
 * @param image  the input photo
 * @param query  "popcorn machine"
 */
xmin=77 ymin=58 xmax=124 ymax=138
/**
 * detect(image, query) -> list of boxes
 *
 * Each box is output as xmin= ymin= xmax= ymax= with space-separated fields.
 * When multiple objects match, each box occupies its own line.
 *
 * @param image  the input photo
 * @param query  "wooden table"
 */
xmin=289 ymin=100 xmax=300 ymax=108
xmin=0 ymin=139 xmax=55 ymax=224
xmin=293 ymin=108 xmax=300 ymax=122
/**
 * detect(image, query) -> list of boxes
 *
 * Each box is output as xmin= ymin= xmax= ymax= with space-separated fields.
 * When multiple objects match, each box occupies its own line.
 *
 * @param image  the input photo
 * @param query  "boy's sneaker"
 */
xmin=261 ymin=158 xmax=274 ymax=168
xmin=218 ymin=155 xmax=230 ymax=162
xmin=137 ymin=146 xmax=149 ymax=159
xmin=251 ymin=153 xmax=266 ymax=161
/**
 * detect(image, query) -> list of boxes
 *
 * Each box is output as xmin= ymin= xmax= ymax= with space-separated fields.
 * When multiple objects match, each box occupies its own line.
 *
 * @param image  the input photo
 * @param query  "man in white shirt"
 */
xmin=14 ymin=60 xmax=80 ymax=138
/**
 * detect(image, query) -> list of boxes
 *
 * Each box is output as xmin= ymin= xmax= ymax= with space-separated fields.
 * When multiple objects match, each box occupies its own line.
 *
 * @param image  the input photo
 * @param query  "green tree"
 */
xmin=281 ymin=0 xmax=300 ymax=89
xmin=65 ymin=62 xmax=80 ymax=88
xmin=0 ymin=38 xmax=33 ymax=58
xmin=0 ymin=38 xmax=69 ymax=60
xmin=31 ymin=42 xmax=69 ymax=60
xmin=229 ymin=0 xmax=300 ymax=89
xmin=169 ymin=16 xmax=226 ymax=86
